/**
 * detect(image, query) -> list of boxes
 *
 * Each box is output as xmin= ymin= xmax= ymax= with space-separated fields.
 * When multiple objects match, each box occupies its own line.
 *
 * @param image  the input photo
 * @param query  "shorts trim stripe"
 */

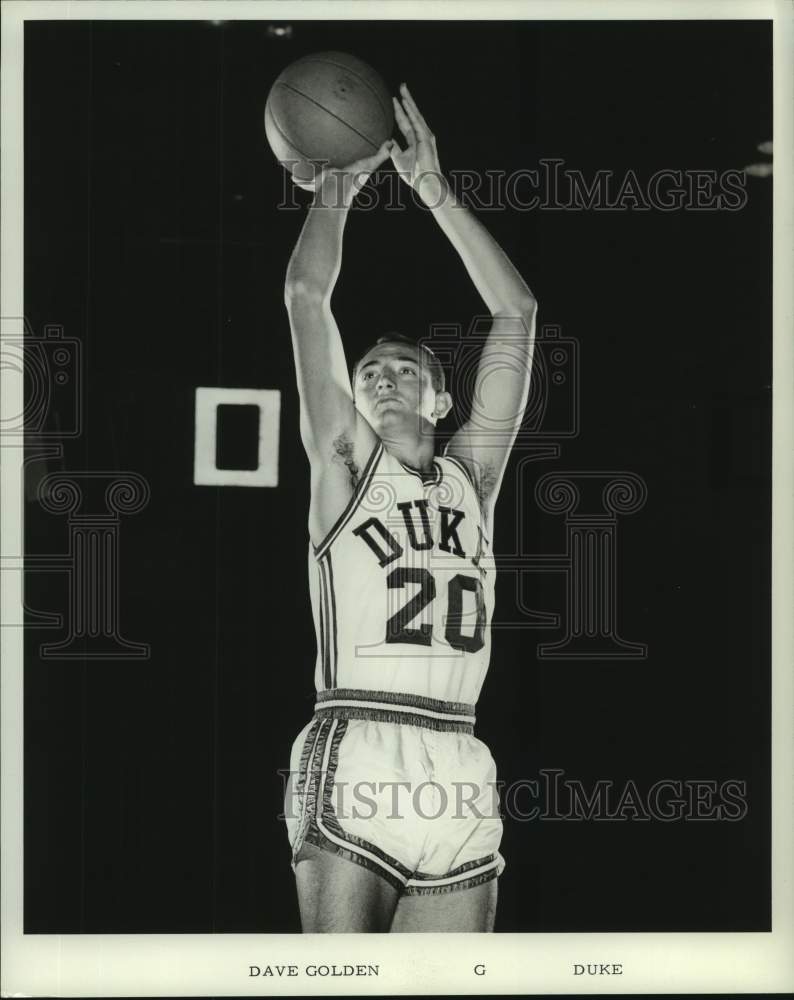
xmin=405 ymin=854 xmax=501 ymax=888
xmin=313 ymin=719 xmax=411 ymax=887
xmin=314 ymin=704 xmax=474 ymax=733
xmin=316 ymin=688 xmax=475 ymax=716
xmin=313 ymin=441 xmax=384 ymax=560
xmin=291 ymin=718 xmax=327 ymax=862
xmin=315 ymin=688 xmax=476 ymax=730
xmin=318 ymin=719 xmax=413 ymax=880
xmin=290 ymin=717 xmax=505 ymax=896
xmin=317 ymin=698 xmax=475 ymax=724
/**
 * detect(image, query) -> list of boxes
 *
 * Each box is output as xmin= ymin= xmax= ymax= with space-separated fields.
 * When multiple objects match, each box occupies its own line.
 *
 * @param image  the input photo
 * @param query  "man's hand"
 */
xmin=291 ymin=139 xmax=396 ymax=206
xmin=391 ymin=82 xmax=446 ymax=206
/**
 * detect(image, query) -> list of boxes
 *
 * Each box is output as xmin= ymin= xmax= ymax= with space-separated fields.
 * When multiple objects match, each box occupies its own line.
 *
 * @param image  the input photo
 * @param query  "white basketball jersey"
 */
xmin=309 ymin=442 xmax=497 ymax=706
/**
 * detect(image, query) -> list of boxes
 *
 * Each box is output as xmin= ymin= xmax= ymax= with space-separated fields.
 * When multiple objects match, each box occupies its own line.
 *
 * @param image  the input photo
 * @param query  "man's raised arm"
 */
xmin=284 ymin=144 xmax=392 ymax=465
xmin=391 ymin=85 xmax=536 ymax=513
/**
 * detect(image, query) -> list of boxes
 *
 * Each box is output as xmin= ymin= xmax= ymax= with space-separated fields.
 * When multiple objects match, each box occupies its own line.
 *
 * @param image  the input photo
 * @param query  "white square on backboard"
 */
xmin=193 ymin=387 xmax=280 ymax=487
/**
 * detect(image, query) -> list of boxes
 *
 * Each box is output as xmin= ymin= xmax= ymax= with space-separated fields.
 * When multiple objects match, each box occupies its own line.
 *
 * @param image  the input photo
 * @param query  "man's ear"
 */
xmin=433 ymin=391 xmax=453 ymax=420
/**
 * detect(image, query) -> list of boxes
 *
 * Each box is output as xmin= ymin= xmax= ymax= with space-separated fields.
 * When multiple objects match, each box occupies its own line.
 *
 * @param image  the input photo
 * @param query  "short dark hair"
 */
xmin=351 ymin=333 xmax=445 ymax=392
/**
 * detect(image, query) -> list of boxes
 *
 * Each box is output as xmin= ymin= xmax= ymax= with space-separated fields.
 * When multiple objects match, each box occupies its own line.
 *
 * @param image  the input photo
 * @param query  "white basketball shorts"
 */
xmin=284 ymin=688 xmax=505 ymax=895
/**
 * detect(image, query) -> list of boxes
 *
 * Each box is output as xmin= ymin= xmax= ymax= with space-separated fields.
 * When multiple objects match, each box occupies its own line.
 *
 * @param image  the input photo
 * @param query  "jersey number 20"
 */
xmin=385 ymin=567 xmax=486 ymax=653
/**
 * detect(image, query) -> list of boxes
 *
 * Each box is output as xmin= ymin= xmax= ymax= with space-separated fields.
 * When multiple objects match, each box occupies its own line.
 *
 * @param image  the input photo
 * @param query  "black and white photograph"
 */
xmin=1 ymin=0 xmax=792 ymax=994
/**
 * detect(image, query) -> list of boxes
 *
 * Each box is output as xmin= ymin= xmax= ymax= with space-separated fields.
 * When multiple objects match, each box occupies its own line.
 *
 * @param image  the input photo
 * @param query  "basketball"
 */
xmin=265 ymin=52 xmax=394 ymax=185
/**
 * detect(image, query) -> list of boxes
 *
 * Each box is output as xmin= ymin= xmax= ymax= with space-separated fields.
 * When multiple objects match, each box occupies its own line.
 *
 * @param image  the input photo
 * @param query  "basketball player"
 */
xmin=283 ymin=84 xmax=536 ymax=932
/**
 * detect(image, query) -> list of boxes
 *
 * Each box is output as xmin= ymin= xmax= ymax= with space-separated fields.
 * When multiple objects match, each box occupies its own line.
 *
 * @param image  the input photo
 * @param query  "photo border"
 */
xmin=2 ymin=0 xmax=792 ymax=995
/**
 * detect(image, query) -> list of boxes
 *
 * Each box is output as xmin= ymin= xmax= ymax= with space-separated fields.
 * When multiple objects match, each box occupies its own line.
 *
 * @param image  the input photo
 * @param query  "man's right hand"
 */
xmin=291 ymin=139 xmax=396 ymax=206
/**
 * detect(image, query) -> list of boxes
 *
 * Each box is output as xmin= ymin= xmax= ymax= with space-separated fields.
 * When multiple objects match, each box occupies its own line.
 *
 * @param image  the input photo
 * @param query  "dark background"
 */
xmin=23 ymin=20 xmax=771 ymax=932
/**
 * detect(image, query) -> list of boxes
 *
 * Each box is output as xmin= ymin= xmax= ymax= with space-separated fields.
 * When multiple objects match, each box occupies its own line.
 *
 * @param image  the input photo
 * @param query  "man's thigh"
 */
xmin=389 ymin=878 xmax=498 ymax=932
xmin=294 ymin=842 xmax=400 ymax=932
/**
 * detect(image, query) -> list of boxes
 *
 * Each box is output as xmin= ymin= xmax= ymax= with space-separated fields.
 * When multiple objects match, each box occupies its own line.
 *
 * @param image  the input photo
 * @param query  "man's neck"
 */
xmin=378 ymin=426 xmax=436 ymax=472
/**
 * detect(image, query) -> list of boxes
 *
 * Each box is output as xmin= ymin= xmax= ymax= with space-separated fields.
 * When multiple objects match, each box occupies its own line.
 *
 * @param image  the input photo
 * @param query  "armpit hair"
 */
xmin=457 ymin=452 xmax=498 ymax=507
xmin=332 ymin=433 xmax=360 ymax=488
xmin=477 ymin=464 xmax=499 ymax=507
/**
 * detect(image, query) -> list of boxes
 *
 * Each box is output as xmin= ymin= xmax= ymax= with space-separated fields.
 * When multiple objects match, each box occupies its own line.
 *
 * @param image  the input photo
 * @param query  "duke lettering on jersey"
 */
xmin=310 ymin=445 xmax=496 ymax=706
xmin=352 ymin=502 xmax=468 ymax=567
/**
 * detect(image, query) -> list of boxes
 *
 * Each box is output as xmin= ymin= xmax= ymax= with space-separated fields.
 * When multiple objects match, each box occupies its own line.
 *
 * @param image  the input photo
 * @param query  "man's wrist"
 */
xmin=312 ymin=171 xmax=356 ymax=210
xmin=415 ymin=170 xmax=451 ymax=210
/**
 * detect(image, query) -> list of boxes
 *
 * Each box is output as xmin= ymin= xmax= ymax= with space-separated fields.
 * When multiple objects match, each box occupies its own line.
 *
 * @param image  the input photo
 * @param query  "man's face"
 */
xmin=353 ymin=343 xmax=437 ymax=431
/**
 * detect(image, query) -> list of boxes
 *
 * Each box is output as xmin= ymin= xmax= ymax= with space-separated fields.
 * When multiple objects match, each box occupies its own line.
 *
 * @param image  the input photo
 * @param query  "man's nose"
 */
xmin=377 ymin=370 xmax=395 ymax=389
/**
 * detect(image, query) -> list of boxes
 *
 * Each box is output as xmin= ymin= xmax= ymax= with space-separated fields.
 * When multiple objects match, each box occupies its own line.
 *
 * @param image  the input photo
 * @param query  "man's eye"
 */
xmin=400 ymin=367 xmax=416 ymax=375
xmin=362 ymin=371 xmax=375 ymax=381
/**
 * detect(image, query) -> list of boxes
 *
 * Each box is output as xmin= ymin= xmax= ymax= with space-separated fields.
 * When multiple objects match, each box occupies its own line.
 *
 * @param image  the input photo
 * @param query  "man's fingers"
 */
xmin=389 ymin=133 xmax=406 ymax=155
xmin=392 ymin=96 xmax=416 ymax=143
xmin=346 ymin=140 xmax=394 ymax=186
xmin=399 ymin=95 xmax=428 ymax=139
xmin=392 ymin=98 xmax=408 ymax=135
xmin=364 ymin=139 xmax=395 ymax=170
xmin=399 ymin=82 xmax=431 ymax=134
